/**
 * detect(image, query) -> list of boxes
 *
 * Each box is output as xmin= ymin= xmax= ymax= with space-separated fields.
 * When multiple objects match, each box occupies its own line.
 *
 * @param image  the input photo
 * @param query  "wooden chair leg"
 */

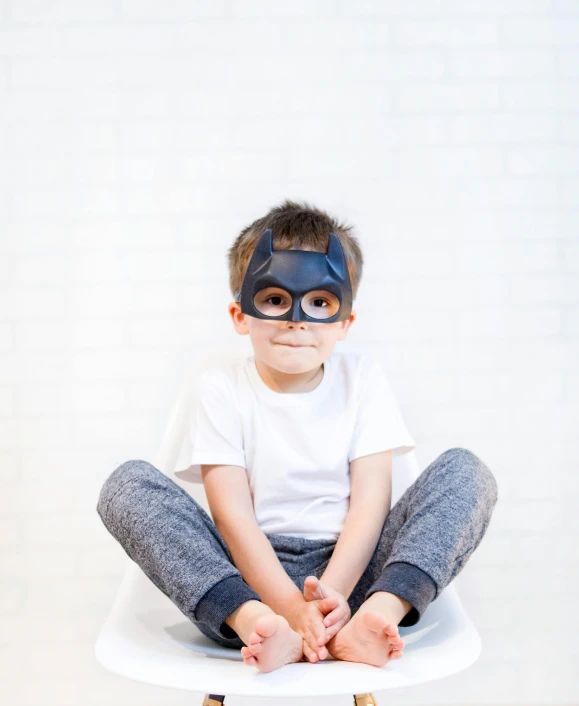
xmin=204 ymin=692 xmax=377 ymax=705
xmin=354 ymin=694 xmax=377 ymax=706
xmin=202 ymin=695 xmax=225 ymax=706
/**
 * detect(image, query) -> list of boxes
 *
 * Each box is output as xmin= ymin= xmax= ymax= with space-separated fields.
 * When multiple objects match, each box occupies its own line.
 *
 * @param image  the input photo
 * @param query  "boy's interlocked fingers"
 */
xmin=303 ymin=576 xmax=352 ymax=641
xmin=284 ymin=600 xmax=330 ymax=662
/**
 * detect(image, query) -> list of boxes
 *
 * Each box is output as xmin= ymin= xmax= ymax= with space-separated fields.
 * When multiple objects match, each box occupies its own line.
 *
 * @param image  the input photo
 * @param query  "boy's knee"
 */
xmin=96 ymin=459 xmax=154 ymax=522
xmin=443 ymin=448 xmax=498 ymax=504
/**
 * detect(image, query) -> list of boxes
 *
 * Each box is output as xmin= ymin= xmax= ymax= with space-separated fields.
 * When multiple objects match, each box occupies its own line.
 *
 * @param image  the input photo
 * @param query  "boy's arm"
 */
xmin=319 ymin=450 xmax=393 ymax=598
xmin=202 ymin=464 xmax=304 ymax=617
xmin=217 ymin=514 xmax=306 ymax=616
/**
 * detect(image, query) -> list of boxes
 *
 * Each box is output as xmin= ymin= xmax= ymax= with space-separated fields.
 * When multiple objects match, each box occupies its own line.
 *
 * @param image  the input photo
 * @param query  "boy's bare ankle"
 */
xmin=358 ymin=591 xmax=412 ymax=625
xmin=224 ymin=600 xmax=275 ymax=644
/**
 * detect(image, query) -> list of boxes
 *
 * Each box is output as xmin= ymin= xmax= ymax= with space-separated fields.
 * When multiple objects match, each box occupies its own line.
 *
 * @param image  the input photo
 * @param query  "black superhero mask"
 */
xmin=234 ymin=228 xmax=353 ymax=323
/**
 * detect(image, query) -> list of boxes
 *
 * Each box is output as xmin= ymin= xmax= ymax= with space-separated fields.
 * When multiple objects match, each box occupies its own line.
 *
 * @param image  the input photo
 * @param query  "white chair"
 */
xmin=94 ymin=336 xmax=482 ymax=706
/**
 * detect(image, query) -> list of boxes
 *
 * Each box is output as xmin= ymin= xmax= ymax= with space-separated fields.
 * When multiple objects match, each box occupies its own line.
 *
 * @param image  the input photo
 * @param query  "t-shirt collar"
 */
xmin=246 ymin=353 xmax=333 ymax=406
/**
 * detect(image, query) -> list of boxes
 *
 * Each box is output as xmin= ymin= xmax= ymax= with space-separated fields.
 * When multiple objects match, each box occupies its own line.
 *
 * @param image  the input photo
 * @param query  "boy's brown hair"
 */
xmin=228 ymin=198 xmax=364 ymax=304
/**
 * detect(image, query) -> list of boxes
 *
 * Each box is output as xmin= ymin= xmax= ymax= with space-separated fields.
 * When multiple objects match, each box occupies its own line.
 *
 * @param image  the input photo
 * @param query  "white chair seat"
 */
xmin=95 ymin=336 xmax=481 ymax=700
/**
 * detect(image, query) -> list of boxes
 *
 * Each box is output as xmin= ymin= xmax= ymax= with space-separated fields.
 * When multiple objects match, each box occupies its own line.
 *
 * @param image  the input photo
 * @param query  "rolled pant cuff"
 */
xmin=365 ymin=561 xmax=437 ymax=627
xmin=194 ymin=574 xmax=262 ymax=640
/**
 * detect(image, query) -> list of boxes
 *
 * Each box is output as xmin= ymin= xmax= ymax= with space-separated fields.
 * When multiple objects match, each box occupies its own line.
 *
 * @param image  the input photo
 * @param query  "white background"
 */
xmin=0 ymin=1 xmax=577 ymax=705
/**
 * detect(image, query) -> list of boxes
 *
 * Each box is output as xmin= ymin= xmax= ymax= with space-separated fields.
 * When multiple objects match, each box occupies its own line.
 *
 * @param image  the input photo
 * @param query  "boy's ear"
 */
xmin=338 ymin=310 xmax=356 ymax=339
xmin=228 ymin=302 xmax=250 ymax=335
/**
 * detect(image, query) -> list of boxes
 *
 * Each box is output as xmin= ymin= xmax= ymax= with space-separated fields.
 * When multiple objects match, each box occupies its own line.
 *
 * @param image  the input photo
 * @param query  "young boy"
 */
xmin=97 ymin=199 xmax=498 ymax=675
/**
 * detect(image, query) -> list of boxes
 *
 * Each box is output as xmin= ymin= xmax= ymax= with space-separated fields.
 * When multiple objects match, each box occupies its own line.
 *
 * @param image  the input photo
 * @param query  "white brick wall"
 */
xmin=1 ymin=1 xmax=577 ymax=704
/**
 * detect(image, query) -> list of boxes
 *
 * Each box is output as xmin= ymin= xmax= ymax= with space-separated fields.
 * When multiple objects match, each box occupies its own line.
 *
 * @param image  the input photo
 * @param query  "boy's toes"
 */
xmin=254 ymin=613 xmax=282 ymax=640
xmin=381 ymin=622 xmax=403 ymax=643
xmin=244 ymin=642 xmax=262 ymax=655
xmin=248 ymin=631 xmax=264 ymax=645
xmin=387 ymin=632 xmax=404 ymax=649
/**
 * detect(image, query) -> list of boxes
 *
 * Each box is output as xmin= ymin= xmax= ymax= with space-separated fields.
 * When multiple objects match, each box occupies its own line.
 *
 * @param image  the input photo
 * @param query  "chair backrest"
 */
xmin=154 ymin=335 xmax=420 ymax=514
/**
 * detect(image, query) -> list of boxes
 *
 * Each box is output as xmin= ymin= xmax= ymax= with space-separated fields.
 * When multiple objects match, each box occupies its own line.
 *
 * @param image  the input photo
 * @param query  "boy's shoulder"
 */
xmin=332 ymin=347 xmax=381 ymax=376
xmin=197 ymin=356 xmax=244 ymax=383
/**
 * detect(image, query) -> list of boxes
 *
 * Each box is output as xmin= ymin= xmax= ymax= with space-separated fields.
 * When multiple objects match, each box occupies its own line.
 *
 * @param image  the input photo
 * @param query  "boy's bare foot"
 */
xmin=325 ymin=593 xmax=409 ymax=668
xmin=325 ymin=610 xmax=405 ymax=667
xmin=240 ymin=614 xmax=304 ymax=672
xmin=226 ymin=601 xmax=303 ymax=673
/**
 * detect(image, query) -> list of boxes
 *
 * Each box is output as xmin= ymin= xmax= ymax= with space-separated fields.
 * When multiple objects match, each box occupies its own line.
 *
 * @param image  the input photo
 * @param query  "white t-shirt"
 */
xmin=188 ymin=349 xmax=416 ymax=540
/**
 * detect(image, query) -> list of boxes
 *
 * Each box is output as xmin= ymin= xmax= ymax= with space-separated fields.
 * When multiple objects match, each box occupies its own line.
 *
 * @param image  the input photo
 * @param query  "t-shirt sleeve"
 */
xmin=348 ymin=359 xmax=416 ymax=463
xmin=189 ymin=370 xmax=246 ymax=468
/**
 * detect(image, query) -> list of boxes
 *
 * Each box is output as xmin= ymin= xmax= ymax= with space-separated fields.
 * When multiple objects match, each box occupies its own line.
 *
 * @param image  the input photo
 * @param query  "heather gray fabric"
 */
xmin=97 ymin=447 xmax=498 ymax=650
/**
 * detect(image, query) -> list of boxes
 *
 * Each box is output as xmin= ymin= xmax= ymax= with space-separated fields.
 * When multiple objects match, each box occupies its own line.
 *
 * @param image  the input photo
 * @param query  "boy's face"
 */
xmin=229 ymin=245 xmax=356 ymax=379
xmin=228 ymin=300 xmax=356 ymax=376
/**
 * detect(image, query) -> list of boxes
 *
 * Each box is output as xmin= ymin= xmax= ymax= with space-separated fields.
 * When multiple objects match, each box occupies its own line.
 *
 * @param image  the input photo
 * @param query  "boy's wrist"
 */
xmin=274 ymin=590 xmax=306 ymax=620
xmin=318 ymin=573 xmax=349 ymax=599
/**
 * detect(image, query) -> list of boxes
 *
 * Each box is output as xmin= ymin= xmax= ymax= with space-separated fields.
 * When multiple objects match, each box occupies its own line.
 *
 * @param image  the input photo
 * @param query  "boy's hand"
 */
xmin=303 ymin=575 xmax=352 ymax=641
xmin=284 ymin=599 xmax=332 ymax=663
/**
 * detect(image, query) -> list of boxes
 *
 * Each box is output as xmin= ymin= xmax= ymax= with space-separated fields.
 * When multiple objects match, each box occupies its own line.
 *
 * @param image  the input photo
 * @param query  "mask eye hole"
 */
xmin=254 ymin=287 xmax=340 ymax=319
xmin=301 ymin=290 xmax=340 ymax=319
xmin=254 ymin=287 xmax=292 ymax=317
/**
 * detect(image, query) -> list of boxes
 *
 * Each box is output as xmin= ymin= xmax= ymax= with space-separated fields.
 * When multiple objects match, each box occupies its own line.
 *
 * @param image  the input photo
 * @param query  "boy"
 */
xmin=97 ymin=199 xmax=498 ymax=674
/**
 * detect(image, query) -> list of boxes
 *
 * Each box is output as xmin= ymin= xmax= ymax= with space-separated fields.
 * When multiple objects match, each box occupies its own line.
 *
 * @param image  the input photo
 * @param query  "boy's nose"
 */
xmin=289 ymin=296 xmax=303 ymax=321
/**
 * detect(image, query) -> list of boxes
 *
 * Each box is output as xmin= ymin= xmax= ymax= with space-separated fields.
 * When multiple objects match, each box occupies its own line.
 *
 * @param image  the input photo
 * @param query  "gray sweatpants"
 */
xmin=96 ymin=447 xmax=498 ymax=650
